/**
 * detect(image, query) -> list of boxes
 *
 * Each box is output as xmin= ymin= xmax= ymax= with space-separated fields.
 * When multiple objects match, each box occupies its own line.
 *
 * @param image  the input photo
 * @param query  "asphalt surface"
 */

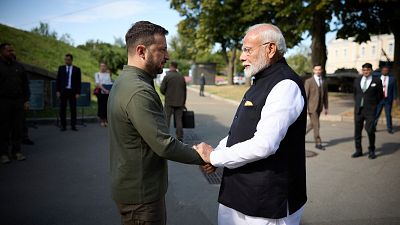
xmin=1 ymin=86 xmax=399 ymax=225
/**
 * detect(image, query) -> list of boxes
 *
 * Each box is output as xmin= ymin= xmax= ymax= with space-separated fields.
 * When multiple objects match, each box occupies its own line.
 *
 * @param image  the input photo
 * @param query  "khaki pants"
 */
xmin=306 ymin=111 xmax=322 ymax=144
xmin=117 ymin=198 xmax=166 ymax=225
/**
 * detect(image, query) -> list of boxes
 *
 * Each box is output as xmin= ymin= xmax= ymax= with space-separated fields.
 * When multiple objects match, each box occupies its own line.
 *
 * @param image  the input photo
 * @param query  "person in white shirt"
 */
xmin=352 ymin=63 xmax=383 ymax=159
xmin=94 ymin=63 xmax=113 ymax=127
xmin=373 ymin=65 xmax=398 ymax=134
xmin=195 ymin=23 xmax=307 ymax=225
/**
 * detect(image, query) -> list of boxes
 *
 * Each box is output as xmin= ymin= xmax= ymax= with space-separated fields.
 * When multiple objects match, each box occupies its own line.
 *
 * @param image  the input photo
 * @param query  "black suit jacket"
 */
xmin=353 ymin=76 xmax=383 ymax=115
xmin=56 ymin=65 xmax=82 ymax=95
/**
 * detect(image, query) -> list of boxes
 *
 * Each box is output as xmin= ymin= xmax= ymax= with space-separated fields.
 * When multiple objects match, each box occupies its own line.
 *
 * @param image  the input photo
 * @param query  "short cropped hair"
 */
xmin=170 ymin=61 xmax=178 ymax=69
xmin=246 ymin=24 xmax=287 ymax=55
xmin=125 ymin=21 xmax=168 ymax=55
xmin=362 ymin=63 xmax=372 ymax=69
xmin=65 ymin=53 xmax=73 ymax=60
xmin=313 ymin=64 xmax=322 ymax=68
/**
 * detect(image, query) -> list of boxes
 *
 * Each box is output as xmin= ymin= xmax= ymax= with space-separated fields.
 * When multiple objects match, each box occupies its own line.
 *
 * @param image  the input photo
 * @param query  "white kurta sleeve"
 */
xmin=210 ymin=79 xmax=304 ymax=169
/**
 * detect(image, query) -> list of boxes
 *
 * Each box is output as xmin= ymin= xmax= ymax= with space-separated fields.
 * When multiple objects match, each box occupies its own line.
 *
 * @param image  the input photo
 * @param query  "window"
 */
xmin=335 ymin=50 xmax=338 ymax=57
xmin=361 ymin=47 xmax=365 ymax=57
xmin=389 ymin=43 xmax=394 ymax=55
xmin=372 ymin=45 xmax=376 ymax=55
xmin=344 ymin=49 xmax=347 ymax=56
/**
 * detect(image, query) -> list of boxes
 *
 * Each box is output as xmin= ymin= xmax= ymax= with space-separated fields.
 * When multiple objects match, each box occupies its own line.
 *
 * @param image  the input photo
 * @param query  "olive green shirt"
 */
xmin=108 ymin=65 xmax=203 ymax=204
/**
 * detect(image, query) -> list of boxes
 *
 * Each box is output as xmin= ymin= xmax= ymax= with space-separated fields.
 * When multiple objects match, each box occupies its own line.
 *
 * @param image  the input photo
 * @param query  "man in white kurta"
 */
xmin=196 ymin=24 xmax=307 ymax=225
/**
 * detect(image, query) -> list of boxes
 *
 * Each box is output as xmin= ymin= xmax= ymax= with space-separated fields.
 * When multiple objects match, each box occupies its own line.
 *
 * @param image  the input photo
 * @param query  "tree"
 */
xmin=170 ymin=0 xmax=339 ymax=83
xmin=336 ymin=0 xmax=400 ymax=94
xmin=59 ymin=33 xmax=74 ymax=46
xmin=170 ymin=0 xmax=246 ymax=84
xmin=77 ymin=40 xmax=126 ymax=75
xmin=31 ymin=22 xmax=58 ymax=39
xmin=286 ymin=47 xmax=312 ymax=76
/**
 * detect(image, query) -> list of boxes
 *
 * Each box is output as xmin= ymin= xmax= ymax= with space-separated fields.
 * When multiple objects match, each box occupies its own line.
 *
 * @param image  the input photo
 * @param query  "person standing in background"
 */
xmin=94 ymin=63 xmax=113 ymax=127
xmin=0 ymin=43 xmax=29 ymax=163
xmin=160 ymin=61 xmax=187 ymax=142
xmin=305 ymin=64 xmax=328 ymax=150
xmin=199 ymin=73 xmax=206 ymax=96
xmin=374 ymin=65 xmax=398 ymax=134
xmin=352 ymin=63 xmax=383 ymax=160
xmin=56 ymin=53 xmax=81 ymax=131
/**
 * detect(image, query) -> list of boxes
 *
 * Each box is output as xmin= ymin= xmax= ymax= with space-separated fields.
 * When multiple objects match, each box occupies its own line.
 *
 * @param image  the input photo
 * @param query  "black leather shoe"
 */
xmin=60 ymin=127 xmax=66 ymax=131
xmin=368 ymin=152 xmax=377 ymax=159
xmin=315 ymin=144 xmax=325 ymax=150
xmin=352 ymin=151 xmax=363 ymax=158
xmin=71 ymin=127 xmax=78 ymax=131
xmin=388 ymin=130 xmax=394 ymax=134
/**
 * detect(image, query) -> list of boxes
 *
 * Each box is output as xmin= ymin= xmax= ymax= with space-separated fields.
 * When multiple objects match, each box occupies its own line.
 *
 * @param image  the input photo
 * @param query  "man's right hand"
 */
xmin=56 ymin=91 xmax=60 ymax=98
xmin=194 ymin=142 xmax=213 ymax=163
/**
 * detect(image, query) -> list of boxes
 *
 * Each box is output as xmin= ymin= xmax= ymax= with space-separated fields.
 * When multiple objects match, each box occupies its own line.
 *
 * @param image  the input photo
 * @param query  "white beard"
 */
xmin=244 ymin=50 xmax=270 ymax=78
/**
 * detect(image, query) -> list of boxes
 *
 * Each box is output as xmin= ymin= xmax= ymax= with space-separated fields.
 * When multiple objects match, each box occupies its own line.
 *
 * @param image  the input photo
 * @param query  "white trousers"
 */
xmin=218 ymin=204 xmax=304 ymax=225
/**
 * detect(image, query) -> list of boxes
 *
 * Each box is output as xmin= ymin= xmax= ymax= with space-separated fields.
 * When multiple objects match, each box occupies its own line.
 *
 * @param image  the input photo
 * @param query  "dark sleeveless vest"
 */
xmin=218 ymin=58 xmax=307 ymax=219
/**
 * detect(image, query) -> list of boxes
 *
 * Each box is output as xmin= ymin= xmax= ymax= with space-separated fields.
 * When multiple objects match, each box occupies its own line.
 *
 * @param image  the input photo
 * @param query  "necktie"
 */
xmin=360 ymin=78 xmax=368 ymax=107
xmin=383 ymin=76 xmax=387 ymax=98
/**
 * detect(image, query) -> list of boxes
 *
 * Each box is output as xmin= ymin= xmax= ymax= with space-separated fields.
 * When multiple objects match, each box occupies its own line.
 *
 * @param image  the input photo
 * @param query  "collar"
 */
xmin=253 ymin=57 xmax=288 ymax=82
xmin=123 ymin=65 xmax=154 ymax=86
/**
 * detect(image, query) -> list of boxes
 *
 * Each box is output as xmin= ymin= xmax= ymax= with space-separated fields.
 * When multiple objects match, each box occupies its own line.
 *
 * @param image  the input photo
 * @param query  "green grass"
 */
xmin=0 ymin=24 xmax=98 ymax=83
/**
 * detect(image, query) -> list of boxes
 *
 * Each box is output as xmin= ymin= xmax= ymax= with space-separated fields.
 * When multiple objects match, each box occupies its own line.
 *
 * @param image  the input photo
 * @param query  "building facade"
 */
xmin=326 ymin=34 xmax=394 ymax=74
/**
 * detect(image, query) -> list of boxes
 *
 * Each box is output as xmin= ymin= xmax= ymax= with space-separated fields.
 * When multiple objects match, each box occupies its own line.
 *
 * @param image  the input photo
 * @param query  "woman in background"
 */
xmin=94 ymin=63 xmax=112 ymax=127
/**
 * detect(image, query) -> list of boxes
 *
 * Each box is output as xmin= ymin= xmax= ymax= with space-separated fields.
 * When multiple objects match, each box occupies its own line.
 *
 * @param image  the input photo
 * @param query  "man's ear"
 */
xmin=267 ymin=43 xmax=277 ymax=59
xmin=136 ymin=45 xmax=146 ymax=59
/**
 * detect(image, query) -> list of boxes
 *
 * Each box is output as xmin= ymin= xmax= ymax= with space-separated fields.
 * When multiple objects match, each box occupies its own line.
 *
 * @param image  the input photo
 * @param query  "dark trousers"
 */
xmin=60 ymin=89 xmax=77 ymax=128
xmin=0 ymin=99 xmax=23 ymax=156
xmin=117 ymin=198 xmax=166 ymax=225
xmin=164 ymin=105 xmax=184 ymax=140
xmin=199 ymin=84 xmax=205 ymax=96
xmin=306 ymin=111 xmax=322 ymax=144
xmin=354 ymin=108 xmax=375 ymax=153
xmin=374 ymin=98 xmax=393 ymax=131
xmin=96 ymin=93 xmax=109 ymax=120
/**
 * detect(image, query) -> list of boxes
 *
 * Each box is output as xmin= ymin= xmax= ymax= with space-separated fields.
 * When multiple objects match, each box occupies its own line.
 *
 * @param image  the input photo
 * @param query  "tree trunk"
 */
xmin=310 ymin=11 xmax=327 ymax=74
xmin=227 ymin=48 xmax=237 ymax=85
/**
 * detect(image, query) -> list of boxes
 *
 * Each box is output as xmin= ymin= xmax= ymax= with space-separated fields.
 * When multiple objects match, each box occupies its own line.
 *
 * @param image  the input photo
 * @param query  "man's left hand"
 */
xmin=75 ymin=94 xmax=80 ymax=99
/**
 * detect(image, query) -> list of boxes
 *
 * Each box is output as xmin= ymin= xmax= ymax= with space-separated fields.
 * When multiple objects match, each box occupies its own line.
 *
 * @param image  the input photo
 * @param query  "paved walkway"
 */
xmin=0 ymin=86 xmax=399 ymax=225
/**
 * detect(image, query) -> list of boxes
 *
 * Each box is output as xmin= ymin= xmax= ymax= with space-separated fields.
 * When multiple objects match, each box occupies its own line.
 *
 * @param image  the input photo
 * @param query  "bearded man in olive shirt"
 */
xmin=108 ymin=21 xmax=204 ymax=225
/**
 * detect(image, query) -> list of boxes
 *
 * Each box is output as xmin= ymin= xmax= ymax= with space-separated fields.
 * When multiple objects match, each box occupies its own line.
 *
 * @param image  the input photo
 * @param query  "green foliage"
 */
xmin=31 ymin=22 xmax=58 ymax=39
xmin=0 ymin=23 xmax=99 ymax=83
xmin=77 ymin=40 xmax=126 ymax=75
xmin=286 ymin=53 xmax=312 ymax=76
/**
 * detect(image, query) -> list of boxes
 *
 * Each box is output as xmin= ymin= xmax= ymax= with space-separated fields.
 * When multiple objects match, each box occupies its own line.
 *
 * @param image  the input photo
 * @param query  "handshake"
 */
xmin=193 ymin=142 xmax=216 ymax=174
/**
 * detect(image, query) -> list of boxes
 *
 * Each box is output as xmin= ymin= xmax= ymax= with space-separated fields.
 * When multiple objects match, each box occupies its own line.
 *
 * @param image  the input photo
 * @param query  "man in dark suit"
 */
xmin=305 ymin=64 xmax=328 ymax=150
xmin=56 ymin=53 xmax=81 ymax=131
xmin=160 ymin=61 xmax=186 ymax=142
xmin=352 ymin=63 xmax=383 ymax=159
xmin=374 ymin=65 xmax=398 ymax=134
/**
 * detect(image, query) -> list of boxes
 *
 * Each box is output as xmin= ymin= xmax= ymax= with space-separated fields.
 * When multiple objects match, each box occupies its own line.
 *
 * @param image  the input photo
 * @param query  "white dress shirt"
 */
xmin=360 ymin=75 xmax=372 ymax=91
xmin=380 ymin=75 xmax=389 ymax=98
xmin=66 ymin=65 xmax=72 ymax=89
xmin=313 ymin=74 xmax=322 ymax=87
xmin=95 ymin=72 xmax=113 ymax=85
xmin=210 ymin=79 xmax=305 ymax=225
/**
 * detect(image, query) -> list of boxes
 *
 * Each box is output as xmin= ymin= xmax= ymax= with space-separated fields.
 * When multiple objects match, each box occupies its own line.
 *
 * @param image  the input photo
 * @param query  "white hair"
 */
xmin=246 ymin=23 xmax=287 ymax=55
